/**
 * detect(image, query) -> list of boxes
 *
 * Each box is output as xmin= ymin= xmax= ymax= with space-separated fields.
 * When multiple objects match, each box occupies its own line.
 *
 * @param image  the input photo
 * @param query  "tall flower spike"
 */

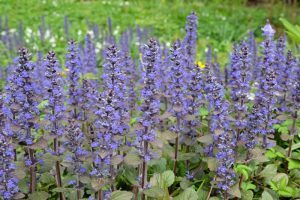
xmin=288 ymin=51 xmax=299 ymax=110
xmin=167 ymin=40 xmax=187 ymax=124
xmin=92 ymin=44 xmax=128 ymax=181
xmin=183 ymin=11 xmax=198 ymax=63
xmin=205 ymin=69 xmax=236 ymax=193
xmin=167 ymin=40 xmax=187 ymax=172
xmin=0 ymin=94 xmax=19 ymax=200
xmin=229 ymin=41 xmax=252 ymax=142
xmin=43 ymin=51 xmax=66 ymax=153
xmin=182 ymin=63 xmax=203 ymax=146
xmin=254 ymin=21 xmax=277 ymax=148
xmin=66 ymin=40 xmax=82 ymax=120
xmin=258 ymin=20 xmax=276 ymax=86
xmin=82 ymin=34 xmax=97 ymax=74
xmin=275 ymin=35 xmax=288 ymax=111
xmin=43 ymin=51 xmax=66 ymax=200
xmin=136 ymin=39 xmax=160 ymax=192
xmin=248 ymin=31 xmax=257 ymax=77
xmin=3 ymin=47 xmax=40 ymax=193
xmin=120 ymin=48 xmax=137 ymax=113
xmin=287 ymin=51 xmax=300 ymax=157
xmin=3 ymin=47 xmax=40 ymax=144
xmin=0 ymin=135 xmax=19 ymax=199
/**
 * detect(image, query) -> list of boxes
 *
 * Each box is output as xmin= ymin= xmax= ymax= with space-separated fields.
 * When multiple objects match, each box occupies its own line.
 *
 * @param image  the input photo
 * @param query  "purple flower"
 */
xmin=64 ymin=119 xmax=86 ymax=175
xmin=135 ymin=39 xmax=160 ymax=160
xmin=43 ymin=51 xmax=66 ymax=155
xmin=261 ymin=20 xmax=275 ymax=39
xmin=183 ymin=11 xmax=198 ymax=63
xmin=204 ymin=69 xmax=236 ymax=191
xmin=92 ymin=44 xmax=129 ymax=179
xmin=66 ymin=40 xmax=82 ymax=120
xmin=229 ymin=41 xmax=252 ymax=142
xmin=0 ymin=94 xmax=19 ymax=199
xmin=254 ymin=21 xmax=278 ymax=148
xmin=3 ymin=47 xmax=39 ymax=144
xmin=82 ymin=34 xmax=97 ymax=74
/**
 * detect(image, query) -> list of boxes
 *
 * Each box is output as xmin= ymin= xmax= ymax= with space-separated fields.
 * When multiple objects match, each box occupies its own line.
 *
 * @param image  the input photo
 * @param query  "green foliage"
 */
xmin=280 ymin=18 xmax=300 ymax=44
xmin=110 ymin=191 xmax=133 ymax=200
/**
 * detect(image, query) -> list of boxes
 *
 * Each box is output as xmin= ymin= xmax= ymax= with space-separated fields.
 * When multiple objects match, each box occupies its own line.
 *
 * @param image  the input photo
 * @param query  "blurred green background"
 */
xmin=0 ymin=0 xmax=299 ymax=62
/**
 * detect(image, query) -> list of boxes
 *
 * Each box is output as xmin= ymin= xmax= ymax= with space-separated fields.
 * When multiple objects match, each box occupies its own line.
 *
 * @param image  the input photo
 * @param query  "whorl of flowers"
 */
xmin=168 ymin=40 xmax=187 ymax=118
xmin=0 ymin=135 xmax=19 ymax=199
xmin=205 ymin=69 xmax=236 ymax=192
xmin=183 ymin=64 xmax=203 ymax=145
xmin=229 ymin=41 xmax=251 ymax=137
xmin=167 ymin=40 xmax=187 ymax=139
xmin=82 ymin=34 xmax=97 ymax=74
xmin=43 ymin=51 xmax=66 ymax=154
xmin=78 ymin=79 xmax=97 ymax=123
xmin=0 ymin=94 xmax=19 ymax=199
xmin=92 ymin=44 xmax=128 ymax=178
xmin=135 ymin=38 xmax=160 ymax=161
xmin=248 ymin=31 xmax=257 ymax=72
xmin=254 ymin=22 xmax=278 ymax=148
xmin=258 ymin=21 xmax=275 ymax=86
xmin=275 ymin=36 xmax=289 ymax=111
xmin=120 ymin=30 xmax=131 ymax=53
xmin=3 ymin=47 xmax=39 ymax=145
xmin=64 ymin=118 xmax=87 ymax=175
xmin=66 ymin=40 xmax=82 ymax=119
xmin=120 ymin=49 xmax=137 ymax=112
xmin=33 ymin=51 xmax=44 ymax=97
xmin=243 ymin=104 xmax=261 ymax=150
xmin=288 ymin=51 xmax=300 ymax=110
xmin=183 ymin=11 xmax=198 ymax=62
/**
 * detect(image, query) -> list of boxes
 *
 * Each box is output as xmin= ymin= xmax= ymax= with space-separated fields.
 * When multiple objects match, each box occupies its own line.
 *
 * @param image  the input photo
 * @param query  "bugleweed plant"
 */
xmin=0 ymin=12 xmax=300 ymax=200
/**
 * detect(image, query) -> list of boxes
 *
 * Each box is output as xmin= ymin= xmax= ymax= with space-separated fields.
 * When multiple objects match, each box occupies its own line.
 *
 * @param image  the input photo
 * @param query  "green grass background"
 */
xmin=0 ymin=0 xmax=299 ymax=62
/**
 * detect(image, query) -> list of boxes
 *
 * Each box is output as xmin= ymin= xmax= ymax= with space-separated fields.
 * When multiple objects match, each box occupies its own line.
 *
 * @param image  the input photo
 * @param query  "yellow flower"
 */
xmin=197 ymin=61 xmax=205 ymax=69
xmin=61 ymin=68 xmax=69 ymax=78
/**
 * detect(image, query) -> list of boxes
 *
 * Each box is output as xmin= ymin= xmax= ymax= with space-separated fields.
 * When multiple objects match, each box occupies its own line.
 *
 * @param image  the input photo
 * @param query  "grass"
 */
xmin=0 ymin=0 xmax=298 ymax=63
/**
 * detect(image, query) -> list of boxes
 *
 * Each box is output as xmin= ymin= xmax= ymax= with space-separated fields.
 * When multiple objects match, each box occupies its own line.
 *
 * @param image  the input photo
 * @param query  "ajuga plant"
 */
xmin=248 ymin=31 xmax=258 ymax=80
xmin=287 ymin=50 xmax=299 ymax=157
xmin=92 ymin=44 xmax=128 ymax=199
xmin=0 ymin=135 xmax=19 ymax=200
xmin=3 ymin=47 xmax=40 ymax=194
xmin=229 ymin=41 xmax=251 ymax=142
xmin=43 ymin=51 xmax=66 ymax=200
xmin=205 ymin=67 xmax=236 ymax=198
xmin=181 ymin=11 xmax=203 ymax=174
xmin=274 ymin=35 xmax=288 ymax=111
xmin=135 ymin=38 xmax=160 ymax=198
xmin=167 ymin=40 xmax=187 ymax=173
xmin=66 ymin=39 xmax=82 ymax=120
xmin=256 ymin=22 xmax=278 ymax=148
xmin=0 ymin=94 xmax=19 ymax=200
xmin=82 ymin=34 xmax=97 ymax=74
xmin=1 ymin=13 xmax=300 ymax=200
xmin=65 ymin=40 xmax=88 ymax=199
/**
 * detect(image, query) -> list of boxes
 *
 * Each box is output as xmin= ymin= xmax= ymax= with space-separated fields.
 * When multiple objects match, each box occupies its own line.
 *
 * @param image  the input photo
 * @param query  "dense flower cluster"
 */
xmin=82 ymin=34 xmax=97 ymax=74
xmin=3 ymin=47 xmax=40 ymax=145
xmin=167 ymin=40 xmax=187 ymax=130
xmin=229 ymin=41 xmax=251 ymax=142
xmin=0 ymin=13 xmax=300 ymax=200
xmin=255 ymin=22 xmax=278 ymax=148
xmin=205 ymin=69 xmax=236 ymax=192
xmin=135 ymin=38 xmax=160 ymax=161
xmin=0 ymin=135 xmax=19 ymax=199
xmin=0 ymin=94 xmax=19 ymax=200
xmin=92 ymin=44 xmax=128 ymax=179
xmin=43 ymin=51 xmax=66 ymax=148
xmin=66 ymin=40 xmax=82 ymax=120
